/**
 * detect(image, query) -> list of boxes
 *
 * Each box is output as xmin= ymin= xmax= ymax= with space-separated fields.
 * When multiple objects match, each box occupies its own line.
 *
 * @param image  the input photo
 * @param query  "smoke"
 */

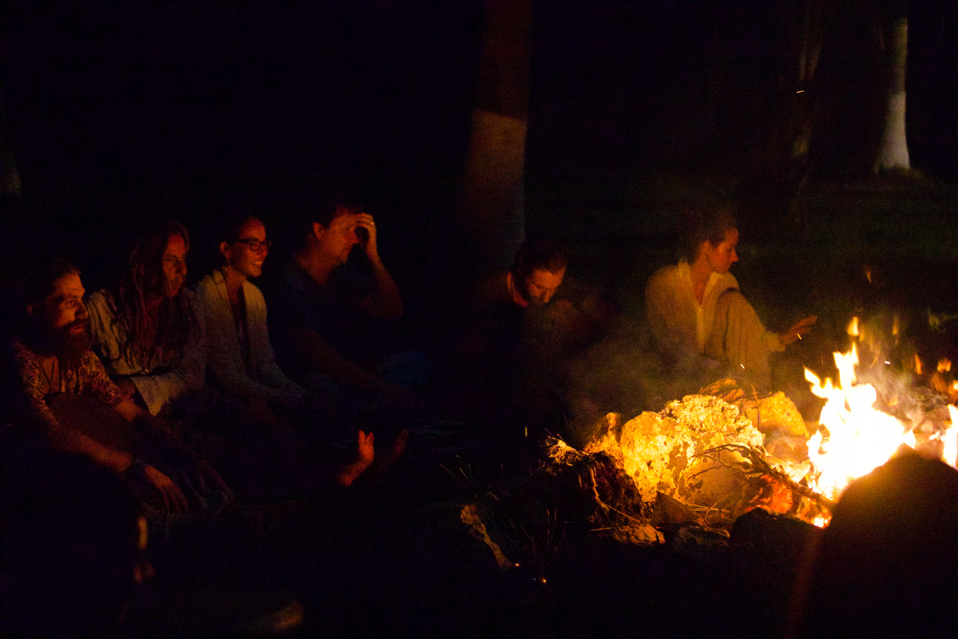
xmin=561 ymin=317 xmax=682 ymax=448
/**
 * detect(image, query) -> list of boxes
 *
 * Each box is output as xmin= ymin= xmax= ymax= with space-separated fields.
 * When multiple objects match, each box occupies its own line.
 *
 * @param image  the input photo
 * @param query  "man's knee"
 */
xmin=716 ymin=289 xmax=749 ymax=315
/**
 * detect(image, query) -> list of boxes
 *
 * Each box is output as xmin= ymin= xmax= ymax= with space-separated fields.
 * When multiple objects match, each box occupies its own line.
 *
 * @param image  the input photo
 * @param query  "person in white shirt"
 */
xmin=645 ymin=206 xmax=815 ymax=391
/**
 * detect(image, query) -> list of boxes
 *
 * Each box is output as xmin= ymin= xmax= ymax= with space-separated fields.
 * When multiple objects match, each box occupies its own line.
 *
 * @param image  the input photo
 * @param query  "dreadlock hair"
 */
xmin=108 ymin=220 xmax=198 ymax=370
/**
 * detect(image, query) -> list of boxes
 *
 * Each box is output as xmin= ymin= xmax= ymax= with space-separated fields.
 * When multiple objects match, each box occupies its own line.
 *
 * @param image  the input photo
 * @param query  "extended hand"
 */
xmin=131 ymin=464 xmax=190 ymax=513
xmin=782 ymin=315 xmax=818 ymax=346
xmin=192 ymin=458 xmax=234 ymax=502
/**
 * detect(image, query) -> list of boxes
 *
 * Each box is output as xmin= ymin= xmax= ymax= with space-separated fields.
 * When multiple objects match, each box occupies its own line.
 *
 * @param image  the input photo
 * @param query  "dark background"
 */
xmin=2 ymin=0 xmax=958 ymax=312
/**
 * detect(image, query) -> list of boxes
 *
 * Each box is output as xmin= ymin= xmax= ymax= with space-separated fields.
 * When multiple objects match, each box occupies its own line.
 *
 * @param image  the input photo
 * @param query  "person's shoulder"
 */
xmin=473 ymin=269 xmax=511 ymax=307
xmin=276 ymin=259 xmax=304 ymax=286
xmin=196 ymin=271 xmax=219 ymax=294
xmin=86 ymin=288 xmax=117 ymax=313
xmin=646 ymin=262 xmax=682 ymax=289
xmin=87 ymin=288 xmax=112 ymax=304
xmin=554 ymin=275 xmax=592 ymax=301
xmin=242 ymin=278 xmax=266 ymax=305
xmin=7 ymin=336 xmax=34 ymax=363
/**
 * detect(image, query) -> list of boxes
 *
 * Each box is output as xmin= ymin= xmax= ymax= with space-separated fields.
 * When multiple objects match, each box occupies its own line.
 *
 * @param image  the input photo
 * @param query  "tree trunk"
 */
xmin=456 ymin=0 xmax=531 ymax=271
xmin=743 ymin=0 xmax=837 ymax=232
xmin=873 ymin=2 xmax=910 ymax=172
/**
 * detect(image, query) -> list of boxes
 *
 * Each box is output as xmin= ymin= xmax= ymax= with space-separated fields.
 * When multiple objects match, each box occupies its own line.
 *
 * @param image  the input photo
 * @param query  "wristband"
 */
xmin=124 ymin=457 xmax=150 ymax=479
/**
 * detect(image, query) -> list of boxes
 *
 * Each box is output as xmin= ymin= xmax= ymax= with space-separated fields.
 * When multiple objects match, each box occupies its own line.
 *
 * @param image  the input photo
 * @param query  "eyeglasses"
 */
xmin=233 ymin=238 xmax=272 ymax=252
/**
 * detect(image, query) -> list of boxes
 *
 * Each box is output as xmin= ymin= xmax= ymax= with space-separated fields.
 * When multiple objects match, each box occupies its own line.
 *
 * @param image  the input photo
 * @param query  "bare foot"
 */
xmin=375 ymin=428 xmax=408 ymax=473
xmin=336 ymin=430 xmax=375 ymax=487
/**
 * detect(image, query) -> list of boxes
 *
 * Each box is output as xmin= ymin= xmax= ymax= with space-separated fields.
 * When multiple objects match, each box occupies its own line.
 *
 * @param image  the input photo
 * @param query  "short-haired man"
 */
xmin=475 ymin=238 xmax=569 ymax=308
xmin=268 ymin=201 xmax=425 ymax=417
xmin=464 ymin=239 xmax=617 ymax=434
xmin=1 ymin=260 xmax=231 ymax=513
xmin=472 ymin=238 xmax=613 ymax=363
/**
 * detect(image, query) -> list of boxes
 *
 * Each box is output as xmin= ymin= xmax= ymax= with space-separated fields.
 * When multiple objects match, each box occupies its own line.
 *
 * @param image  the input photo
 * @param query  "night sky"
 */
xmin=3 ymin=0 xmax=958 ymax=295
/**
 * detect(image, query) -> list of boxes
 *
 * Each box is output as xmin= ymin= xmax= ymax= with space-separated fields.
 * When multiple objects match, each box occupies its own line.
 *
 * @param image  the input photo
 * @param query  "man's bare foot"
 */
xmin=375 ymin=428 xmax=408 ymax=473
xmin=336 ymin=430 xmax=375 ymax=487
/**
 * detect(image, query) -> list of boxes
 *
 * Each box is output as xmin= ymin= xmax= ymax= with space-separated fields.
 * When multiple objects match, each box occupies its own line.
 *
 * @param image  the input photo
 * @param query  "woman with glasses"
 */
xmin=198 ymin=212 xmax=374 ymax=491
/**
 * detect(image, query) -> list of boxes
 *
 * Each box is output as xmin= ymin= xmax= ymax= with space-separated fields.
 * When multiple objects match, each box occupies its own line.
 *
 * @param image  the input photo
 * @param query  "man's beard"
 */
xmin=27 ymin=319 xmax=92 ymax=367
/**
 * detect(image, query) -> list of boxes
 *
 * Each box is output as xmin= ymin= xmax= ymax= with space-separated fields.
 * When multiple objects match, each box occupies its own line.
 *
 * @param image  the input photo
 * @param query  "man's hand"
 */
xmin=114 ymin=377 xmax=138 ymax=401
xmin=354 ymin=212 xmax=380 ymax=262
xmin=191 ymin=459 xmax=234 ymax=502
xmin=781 ymin=315 xmax=818 ymax=347
xmin=130 ymin=463 xmax=190 ymax=513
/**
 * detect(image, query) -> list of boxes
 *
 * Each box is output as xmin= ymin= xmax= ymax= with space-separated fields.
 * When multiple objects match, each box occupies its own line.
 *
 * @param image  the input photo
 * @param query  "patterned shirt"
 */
xmin=5 ymin=337 xmax=123 ymax=434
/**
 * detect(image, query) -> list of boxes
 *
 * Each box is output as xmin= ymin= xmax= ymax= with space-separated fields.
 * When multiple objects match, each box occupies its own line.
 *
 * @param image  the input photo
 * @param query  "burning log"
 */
xmin=544 ymin=438 xmax=662 ymax=545
xmin=547 ymin=391 xmax=827 ymax=532
xmin=580 ymin=393 xmax=818 ymax=519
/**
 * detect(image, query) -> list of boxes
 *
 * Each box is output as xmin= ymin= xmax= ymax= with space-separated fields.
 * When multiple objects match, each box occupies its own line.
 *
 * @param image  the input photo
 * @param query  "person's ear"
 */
xmin=311 ymin=222 xmax=325 ymax=240
xmin=219 ymin=241 xmax=231 ymax=262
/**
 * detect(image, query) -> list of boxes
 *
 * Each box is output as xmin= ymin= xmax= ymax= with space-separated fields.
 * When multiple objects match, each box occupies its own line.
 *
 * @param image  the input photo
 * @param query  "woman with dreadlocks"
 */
xmin=88 ymin=220 xmax=206 ymax=417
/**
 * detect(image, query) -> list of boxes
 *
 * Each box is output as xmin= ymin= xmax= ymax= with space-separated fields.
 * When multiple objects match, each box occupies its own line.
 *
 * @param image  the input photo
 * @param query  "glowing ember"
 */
xmin=944 ymin=406 xmax=958 ymax=468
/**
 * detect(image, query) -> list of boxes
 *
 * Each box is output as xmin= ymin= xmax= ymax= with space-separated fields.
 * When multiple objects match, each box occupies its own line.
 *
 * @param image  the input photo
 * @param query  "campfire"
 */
xmin=547 ymin=316 xmax=958 ymax=532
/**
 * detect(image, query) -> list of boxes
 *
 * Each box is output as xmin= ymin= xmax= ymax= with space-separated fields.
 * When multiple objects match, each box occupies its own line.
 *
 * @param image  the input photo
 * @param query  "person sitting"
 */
xmin=197 ymin=212 xmax=377 ymax=489
xmin=268 ymin=197 xmax=425 ymax=419
xmin=644 ymin=205 xmax=816 ymax=393
xmin=462 ymin=238 xmax=618 ymax=438
xmin=473 ymin=238 xmax=615 ymax=359
xmin=0 ymin=259 xmax=232 ymax=516
xmin=88 ymin=219 xmax=205 ymax=417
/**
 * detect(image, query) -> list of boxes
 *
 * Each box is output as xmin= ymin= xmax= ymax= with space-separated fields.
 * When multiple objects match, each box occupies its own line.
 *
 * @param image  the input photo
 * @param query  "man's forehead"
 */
xmin=528 ymin=268 xmax=565 ymax=287
xmin=51 ymin=273 xmax=85 ymax=299
xmin=330 ymin=211 xmax=359 ymax=229
xmin=164 ymin=234 xmax=189 ymax=256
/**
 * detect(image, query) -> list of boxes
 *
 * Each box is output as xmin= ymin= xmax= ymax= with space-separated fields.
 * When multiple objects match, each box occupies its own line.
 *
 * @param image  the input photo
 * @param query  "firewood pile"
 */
xmin=551 ymin=382 xmax=833 ymax=534
xmin=459 ymin=380 xmax=833 ymax=574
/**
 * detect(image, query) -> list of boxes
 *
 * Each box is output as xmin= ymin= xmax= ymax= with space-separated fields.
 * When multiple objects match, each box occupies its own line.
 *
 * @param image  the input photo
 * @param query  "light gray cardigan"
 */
xmin=196 ymin=269 xmax=305 ymax=406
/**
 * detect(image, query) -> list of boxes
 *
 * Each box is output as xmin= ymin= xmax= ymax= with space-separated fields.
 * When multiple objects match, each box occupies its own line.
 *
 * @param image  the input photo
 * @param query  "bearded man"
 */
xmin=2 ymin=259 xmax=230 ymax=514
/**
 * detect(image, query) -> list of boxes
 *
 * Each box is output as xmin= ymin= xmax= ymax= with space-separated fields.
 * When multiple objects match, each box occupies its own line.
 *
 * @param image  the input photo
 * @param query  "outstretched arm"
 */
xmin=779 ymin=315 xmax=818 ymax=347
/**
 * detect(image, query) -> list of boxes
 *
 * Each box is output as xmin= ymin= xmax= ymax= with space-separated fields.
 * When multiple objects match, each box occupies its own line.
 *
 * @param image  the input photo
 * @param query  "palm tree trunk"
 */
xmin=456 ymin=0 xmax=531 ymax=271
xmin=873 ymin=2 xmax=910 ymax=172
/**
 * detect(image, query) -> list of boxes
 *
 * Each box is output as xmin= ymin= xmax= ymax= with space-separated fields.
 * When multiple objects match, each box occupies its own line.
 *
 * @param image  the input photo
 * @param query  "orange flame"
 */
xmin=804 ymin=345 xmax=917 ymax=503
